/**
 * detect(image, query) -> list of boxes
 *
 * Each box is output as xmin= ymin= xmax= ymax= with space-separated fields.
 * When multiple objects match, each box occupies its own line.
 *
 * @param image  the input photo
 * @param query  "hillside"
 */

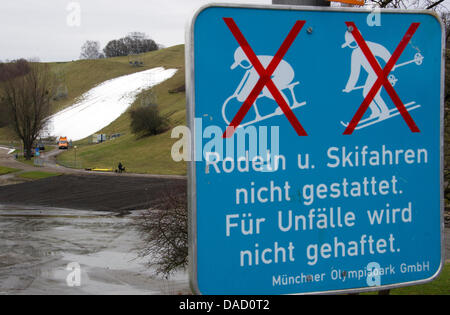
xmin=0 ymin=45 xmax=184 ymax=136
xmin=56 ymin=45 xmax=187 ymax=175
xmin=47 ymin=67 xmax=178 ymax=141
xmin=2 ymin=45 xmax=450 ymax=179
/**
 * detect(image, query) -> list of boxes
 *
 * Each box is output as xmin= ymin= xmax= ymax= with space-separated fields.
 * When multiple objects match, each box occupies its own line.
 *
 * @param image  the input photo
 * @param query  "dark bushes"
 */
xmin=129 ymin=104 xmax=169 ymax=137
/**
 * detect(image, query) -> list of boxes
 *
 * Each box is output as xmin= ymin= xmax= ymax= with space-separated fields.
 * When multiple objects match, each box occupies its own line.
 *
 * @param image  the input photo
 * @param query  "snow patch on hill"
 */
xmin=46 ymin=67 xmax=177 ymax=141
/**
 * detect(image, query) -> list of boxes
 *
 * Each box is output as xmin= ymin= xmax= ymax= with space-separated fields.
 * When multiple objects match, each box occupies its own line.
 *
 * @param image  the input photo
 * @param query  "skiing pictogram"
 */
xmin=341 ymin=22 xmax=422 ymax=133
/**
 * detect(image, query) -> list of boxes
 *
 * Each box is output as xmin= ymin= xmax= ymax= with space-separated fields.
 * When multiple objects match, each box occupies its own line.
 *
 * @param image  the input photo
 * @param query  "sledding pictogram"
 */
xmin=221 ymin=18 xmax=308 ymax=138
xmin=222 ymin=46 xmax=306 ymax=129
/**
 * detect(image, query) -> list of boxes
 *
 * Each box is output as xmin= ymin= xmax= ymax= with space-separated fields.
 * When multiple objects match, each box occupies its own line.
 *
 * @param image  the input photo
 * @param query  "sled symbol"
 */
xmin=222 ymin=76 xmax=307 ymax=128
xmin=221 ymin=18 xmax=307 ymax=138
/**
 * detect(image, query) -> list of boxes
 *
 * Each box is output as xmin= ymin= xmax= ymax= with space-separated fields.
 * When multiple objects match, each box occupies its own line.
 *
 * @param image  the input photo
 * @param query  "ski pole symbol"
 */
xmin=393 ymin=52 xmax=424 ymax=70
xmin=350 ymin=53 xmax=423 ymax=91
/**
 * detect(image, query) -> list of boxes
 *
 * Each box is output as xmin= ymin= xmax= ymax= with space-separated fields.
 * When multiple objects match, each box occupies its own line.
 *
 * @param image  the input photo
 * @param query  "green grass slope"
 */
xmin=49 ymin=45 xmax=185 ymax=114
xmin=0 ymin=166 xmax=20 ymax=175
xmin=57 ymin=45 xmax=187 ymax=175
xmin=0 ymin=45 xmax=184 ymax=140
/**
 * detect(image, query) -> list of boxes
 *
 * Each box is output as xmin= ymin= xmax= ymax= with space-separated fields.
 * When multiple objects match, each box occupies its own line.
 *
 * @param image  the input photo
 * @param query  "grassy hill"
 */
xmin=3 ymin=46 xmax=450 ymax=177
xmin=0 ymin=47 xmax=173 ymax=140
xmin=49 ymin=45 xmax=185 ymax=114
xmin=55 ymin=45 xmax=187 ymax=175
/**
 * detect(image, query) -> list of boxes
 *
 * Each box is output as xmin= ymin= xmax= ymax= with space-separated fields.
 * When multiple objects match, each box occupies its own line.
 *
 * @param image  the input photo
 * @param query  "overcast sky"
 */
xmin=0 ymin=0 xmax=275 ymax=62
xmin=1 ymin=0 xmax=448 ymax=62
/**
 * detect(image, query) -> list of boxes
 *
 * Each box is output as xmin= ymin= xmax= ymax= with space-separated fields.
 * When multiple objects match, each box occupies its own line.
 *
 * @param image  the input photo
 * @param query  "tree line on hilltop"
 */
xmin=79 ymin=32 xmax=160 ymax=60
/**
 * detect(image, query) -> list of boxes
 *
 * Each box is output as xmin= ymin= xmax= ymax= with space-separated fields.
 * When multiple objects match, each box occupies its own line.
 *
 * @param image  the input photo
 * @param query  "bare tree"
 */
xmin=364 ymin=0 xmax=449 ymax=45
xmin=103 ymin=32 xmax=158 ymax=58
xmin=123 ymin=32 xmax=158 ymax=55
xmin=366 ymin=0 xmax=448 ymax=9
xmin=441 ymin=11 xmax=450 ymax=46
xmin=80 ymin=40 xmax=104 ymax=60
xmin=103 ymin=39 xmax=128 ymax=58
xmin=0 ymin=60 xmax=54 ymax=159
xmin=134 ymin=186 xmax=188 ymax=276
xmin=0 ymin=105 xmax=8 ymax=128
xmin=129 ymin=105 xmax=169 ymax=138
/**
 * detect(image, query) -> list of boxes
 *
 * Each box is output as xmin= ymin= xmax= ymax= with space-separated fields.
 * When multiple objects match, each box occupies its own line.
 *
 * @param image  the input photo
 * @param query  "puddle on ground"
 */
xmin=0 ymin=207 xmax=189 ymax=295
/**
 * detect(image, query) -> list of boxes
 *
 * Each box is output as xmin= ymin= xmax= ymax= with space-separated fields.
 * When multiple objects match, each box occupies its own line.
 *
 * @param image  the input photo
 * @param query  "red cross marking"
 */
xmin=222 ymin=18 xmax=307 ymax=138
xmin=343 ymin=22 xmax=421 ymax=135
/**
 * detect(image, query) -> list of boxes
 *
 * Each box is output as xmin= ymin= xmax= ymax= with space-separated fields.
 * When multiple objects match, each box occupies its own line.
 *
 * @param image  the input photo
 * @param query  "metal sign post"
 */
xmin=273 ymin=0 xmax=330 ymax=7
xmin=186 ymin=4 xmax=444 ymax=295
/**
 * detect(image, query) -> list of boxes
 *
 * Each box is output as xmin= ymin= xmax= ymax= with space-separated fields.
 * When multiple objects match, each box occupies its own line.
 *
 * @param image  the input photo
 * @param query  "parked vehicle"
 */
xmin=58 ymin=137 xmax=69 ymax=150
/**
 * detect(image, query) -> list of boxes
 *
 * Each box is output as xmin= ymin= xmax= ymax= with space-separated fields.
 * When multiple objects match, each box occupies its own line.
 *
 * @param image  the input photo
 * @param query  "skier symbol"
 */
xmin=341 ymin=30 xmax=423 ymax=130
xmin=222 ymin=46 xmax=306 ymax=127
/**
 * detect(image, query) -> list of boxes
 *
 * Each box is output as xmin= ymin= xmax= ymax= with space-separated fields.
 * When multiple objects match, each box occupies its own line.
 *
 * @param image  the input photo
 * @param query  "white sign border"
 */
xmin=185 ymin=3 xmax=445 ymax=295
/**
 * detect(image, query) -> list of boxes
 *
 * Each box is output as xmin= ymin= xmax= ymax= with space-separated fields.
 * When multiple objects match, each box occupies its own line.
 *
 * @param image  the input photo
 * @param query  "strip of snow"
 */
xmin=45 ymin=67 xmax=177 ymax=141
xmin=0 ymin=146 xmax=15 ymax=154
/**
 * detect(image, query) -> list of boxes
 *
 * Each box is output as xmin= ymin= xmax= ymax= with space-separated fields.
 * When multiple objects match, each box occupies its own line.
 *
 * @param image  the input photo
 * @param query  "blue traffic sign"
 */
xmin=187 ymin=4 xmax=444 ymax=294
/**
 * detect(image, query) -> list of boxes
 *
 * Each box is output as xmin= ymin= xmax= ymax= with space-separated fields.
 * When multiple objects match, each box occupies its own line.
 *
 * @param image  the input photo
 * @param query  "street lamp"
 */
xmin=74 ymin=146 xmax=77 ymax=168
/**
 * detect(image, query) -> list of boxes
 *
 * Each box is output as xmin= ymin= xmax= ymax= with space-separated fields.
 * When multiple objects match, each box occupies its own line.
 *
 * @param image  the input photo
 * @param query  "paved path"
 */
xmin=0 ymin=146 xmax=185 ymax=181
